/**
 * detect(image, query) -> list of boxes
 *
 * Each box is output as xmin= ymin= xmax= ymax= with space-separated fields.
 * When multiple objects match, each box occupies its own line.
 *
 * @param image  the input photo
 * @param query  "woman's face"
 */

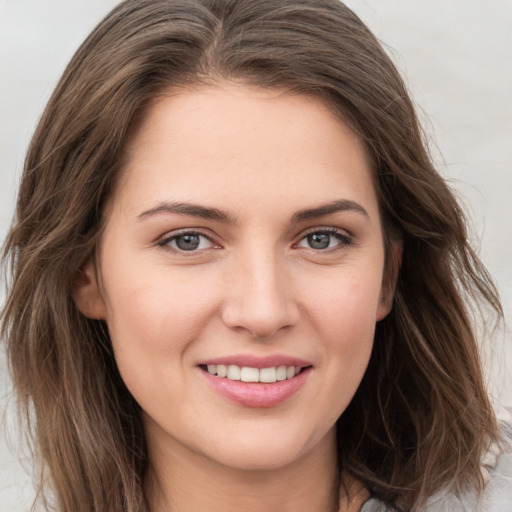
xmin=76 ymin=83 xmax=394 ymax=471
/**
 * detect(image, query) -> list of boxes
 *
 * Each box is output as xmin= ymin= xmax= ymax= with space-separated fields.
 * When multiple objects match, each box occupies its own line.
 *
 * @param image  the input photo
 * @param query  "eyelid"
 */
xmin=155 ymin=226 xmax=353 ymax=254
xmin=294 ymin=226 xmax=353 ymax=251
xmin=156 ymin=228 xmax=221 ymax=252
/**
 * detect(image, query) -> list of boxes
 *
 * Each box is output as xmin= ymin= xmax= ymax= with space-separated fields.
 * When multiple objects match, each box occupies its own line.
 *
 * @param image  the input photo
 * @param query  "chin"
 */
xmin=213 ymin=444 xmax=307 ymax=472
xmin=200 ymin=422 xmax=335 ymax=473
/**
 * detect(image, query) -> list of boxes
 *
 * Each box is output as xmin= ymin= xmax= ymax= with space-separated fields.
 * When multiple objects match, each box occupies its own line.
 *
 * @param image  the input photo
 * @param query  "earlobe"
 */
xmin=72 ymin=259 xmax=107 ymax=320
xmin=376 ymin=239 xmax=402 ymax=321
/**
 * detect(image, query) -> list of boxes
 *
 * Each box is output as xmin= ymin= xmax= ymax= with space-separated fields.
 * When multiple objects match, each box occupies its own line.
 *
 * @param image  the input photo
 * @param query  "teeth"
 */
xmin=206 ymin=364 xmax=301 ymax=383
xmin=276 ymin=366 xmax=287 ymax=381
xmin=259 ymin=367 xmax=277 ymax=383
xmin=240 ymin=367 xmax=259 ymax=382
xmin=227 ymin=365 xmax=241 ymax=380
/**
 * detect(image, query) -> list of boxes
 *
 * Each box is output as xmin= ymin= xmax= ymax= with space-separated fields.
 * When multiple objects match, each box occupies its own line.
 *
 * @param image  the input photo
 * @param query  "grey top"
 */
xmin=360 ymin=408 xmax=512 ymax=511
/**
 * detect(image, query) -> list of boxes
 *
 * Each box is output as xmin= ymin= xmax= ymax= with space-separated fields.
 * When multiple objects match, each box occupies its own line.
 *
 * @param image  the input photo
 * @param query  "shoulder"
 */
xmin=476 ymin=407 xmax=512 ymax=511
xmin=360 ymin=407 xmax=512 ymax=512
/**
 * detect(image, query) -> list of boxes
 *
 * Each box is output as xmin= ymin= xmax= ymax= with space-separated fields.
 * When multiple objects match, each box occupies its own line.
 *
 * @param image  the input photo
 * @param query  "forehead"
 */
xmin=115 ymin=83 xmax=378 ymax=220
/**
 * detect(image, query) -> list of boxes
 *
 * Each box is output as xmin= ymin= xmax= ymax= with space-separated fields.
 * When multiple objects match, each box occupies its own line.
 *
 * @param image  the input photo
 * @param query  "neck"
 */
xmin=144 ymin=423 xmax=341 ymax=512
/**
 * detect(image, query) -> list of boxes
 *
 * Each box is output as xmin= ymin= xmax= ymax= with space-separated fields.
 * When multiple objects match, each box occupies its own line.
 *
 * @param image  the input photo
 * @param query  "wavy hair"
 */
xmin=1 ymin=0 xmax=502 ymax=510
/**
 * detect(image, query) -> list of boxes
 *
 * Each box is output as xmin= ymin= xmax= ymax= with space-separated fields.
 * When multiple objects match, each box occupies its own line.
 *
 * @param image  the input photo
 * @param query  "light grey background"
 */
xmin=1 ymin=1 xmax=511 ymax=510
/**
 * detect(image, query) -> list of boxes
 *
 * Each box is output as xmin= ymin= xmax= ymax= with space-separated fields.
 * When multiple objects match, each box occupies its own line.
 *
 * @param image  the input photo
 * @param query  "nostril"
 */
xmin=220 ymin=273 xmax=300 ymax=338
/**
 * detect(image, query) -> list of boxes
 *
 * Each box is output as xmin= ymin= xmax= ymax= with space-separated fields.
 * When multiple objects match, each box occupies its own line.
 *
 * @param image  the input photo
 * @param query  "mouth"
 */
xmin=199 ymin=364 xmax=306 ymax=383
xmin=197 ymin=359 xmax=313 ymax=408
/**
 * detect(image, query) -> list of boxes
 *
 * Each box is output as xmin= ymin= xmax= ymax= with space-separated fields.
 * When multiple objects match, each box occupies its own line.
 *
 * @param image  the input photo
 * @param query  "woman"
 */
xmin=1 ymin=0 xmax=510 ymax=511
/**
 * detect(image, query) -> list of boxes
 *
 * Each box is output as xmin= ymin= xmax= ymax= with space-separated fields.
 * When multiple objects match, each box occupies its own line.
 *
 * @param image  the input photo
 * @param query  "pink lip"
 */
xmin=198 ymin=365 xmax=312 ymax=409
xmin=199 ymin=354 xmax=312 ymax=369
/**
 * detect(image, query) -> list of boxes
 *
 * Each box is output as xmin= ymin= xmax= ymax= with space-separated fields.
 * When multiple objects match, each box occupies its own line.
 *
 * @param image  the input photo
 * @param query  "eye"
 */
xmin=296 ymin=229 xmax=351 ymax=251
xmin=158 ymin=231 xmax=217 ymax=252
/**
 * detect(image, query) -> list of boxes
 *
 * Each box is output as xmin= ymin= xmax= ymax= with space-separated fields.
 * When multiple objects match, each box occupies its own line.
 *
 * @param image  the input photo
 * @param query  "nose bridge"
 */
xmin=222 ymin=242 xmax=299 ymax=338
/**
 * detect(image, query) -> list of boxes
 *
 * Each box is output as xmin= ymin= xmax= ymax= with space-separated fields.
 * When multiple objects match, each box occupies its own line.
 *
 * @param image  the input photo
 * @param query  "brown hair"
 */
xmin=1 ymin=1 xmax=502 ymax=510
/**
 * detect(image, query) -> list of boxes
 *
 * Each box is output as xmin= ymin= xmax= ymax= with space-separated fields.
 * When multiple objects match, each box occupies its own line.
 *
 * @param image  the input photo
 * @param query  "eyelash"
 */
xmin=157 ymin=230 xmax=219 ymax=254
xmin=295 ymin=228 xmax=353 ymax=252
xmin=156 ymin=227 xmax=353 ymax=254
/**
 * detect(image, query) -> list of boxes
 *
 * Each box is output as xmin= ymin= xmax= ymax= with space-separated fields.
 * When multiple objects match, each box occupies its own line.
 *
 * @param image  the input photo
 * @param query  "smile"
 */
xmin=198 ymin=358 xmax=312 ymax=408
xmin=204 ymin=364 xmax=301 ymax=383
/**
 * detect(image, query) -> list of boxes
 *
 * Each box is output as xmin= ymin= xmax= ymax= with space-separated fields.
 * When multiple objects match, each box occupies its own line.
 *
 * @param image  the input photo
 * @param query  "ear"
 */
xmin=72 ymin=259 xmax=107 ymax=320
xmin=376 ymin=239 xmax=402 ymax=321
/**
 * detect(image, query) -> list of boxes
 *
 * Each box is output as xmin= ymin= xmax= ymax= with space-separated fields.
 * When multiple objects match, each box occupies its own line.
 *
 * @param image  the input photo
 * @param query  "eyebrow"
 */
xmin=291 ymin=199 xmax=369 ymax=222
xmin=137 ymin=199 xmax=369 ymax=224
xmin=137 ymin=201 xmax=237 ymax=224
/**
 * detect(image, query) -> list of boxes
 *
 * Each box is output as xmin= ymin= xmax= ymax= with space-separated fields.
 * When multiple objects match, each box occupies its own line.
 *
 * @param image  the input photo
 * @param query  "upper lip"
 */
xmin=199 ymin=354 xmax=313 ymax=369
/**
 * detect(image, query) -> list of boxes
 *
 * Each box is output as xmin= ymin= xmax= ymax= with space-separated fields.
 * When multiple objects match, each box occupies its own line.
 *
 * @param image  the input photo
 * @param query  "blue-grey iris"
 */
xmin=308 ymin=233 xmax=330 ymax=249
xmin=176 ymin=234 xmax=201 ymax=251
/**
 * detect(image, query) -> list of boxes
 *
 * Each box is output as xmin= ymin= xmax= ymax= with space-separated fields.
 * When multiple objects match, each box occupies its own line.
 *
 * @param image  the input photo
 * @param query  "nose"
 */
xmin=221 ymin=251 xmax=300 ymax=339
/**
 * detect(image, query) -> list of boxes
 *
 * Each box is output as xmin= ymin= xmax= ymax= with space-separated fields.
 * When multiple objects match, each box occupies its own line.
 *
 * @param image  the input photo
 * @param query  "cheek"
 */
xmin=322 ymin=294 xmax=377 ymax=379
xmin=302 ymin=267 xmax=382 ymax=409
xmin=308 ymin=266 xmax=382 ymax=342
xmin=100 ymin=262 xmax=221 ymax=393
xmin=104 ymin=258 xmax=219 ymax=337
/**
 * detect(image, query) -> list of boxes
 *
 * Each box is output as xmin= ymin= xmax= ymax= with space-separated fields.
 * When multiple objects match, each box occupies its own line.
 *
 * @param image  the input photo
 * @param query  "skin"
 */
xmin=74 ymin=82 xmax=398 ymax=512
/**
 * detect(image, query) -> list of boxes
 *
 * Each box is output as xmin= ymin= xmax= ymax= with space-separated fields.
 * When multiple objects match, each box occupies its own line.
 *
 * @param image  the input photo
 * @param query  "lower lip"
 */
xmin=199 ymin=367 xmax=312 ymax=408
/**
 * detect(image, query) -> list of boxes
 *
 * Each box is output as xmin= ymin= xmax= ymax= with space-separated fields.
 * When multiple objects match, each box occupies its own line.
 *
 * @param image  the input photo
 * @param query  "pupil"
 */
xmin=176 ymin=234 xmax=200 ymax=251
xmin=308 ymin=233 xmax=330 ymax=249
